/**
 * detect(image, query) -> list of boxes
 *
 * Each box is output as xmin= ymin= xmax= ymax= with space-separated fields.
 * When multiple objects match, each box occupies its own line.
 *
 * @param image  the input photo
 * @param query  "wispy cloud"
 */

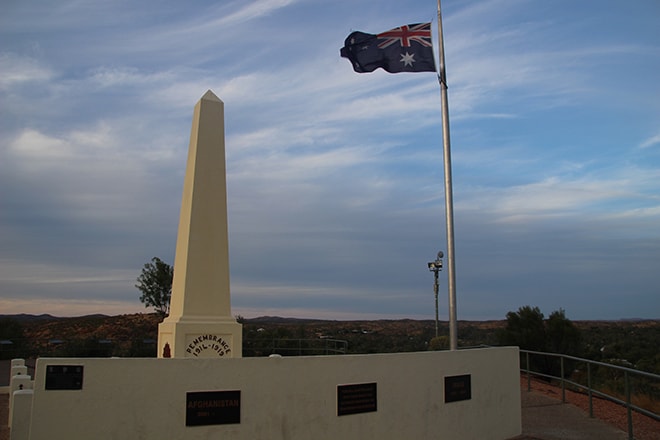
xmin=1 ymin=0 xmax=658 ymax=319
xmin=639 ymin=133 xmax=660 ymax=149
xmin=214 ymin=0 xmax=298 ymax=26
xmin=0 ymin=53 xmax=53 ymax=88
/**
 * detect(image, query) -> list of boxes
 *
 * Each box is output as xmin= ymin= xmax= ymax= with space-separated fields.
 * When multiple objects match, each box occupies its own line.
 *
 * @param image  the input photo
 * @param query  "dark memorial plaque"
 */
xmin=45 ymin=365 xmax=84 ymax=390
xmin=337 ymin=382 xmax=377 ymax=416
xmin=444 ymin=374 xmax=471 ymax=403
xmin=186 ymin=390 xmax=240 ymax=426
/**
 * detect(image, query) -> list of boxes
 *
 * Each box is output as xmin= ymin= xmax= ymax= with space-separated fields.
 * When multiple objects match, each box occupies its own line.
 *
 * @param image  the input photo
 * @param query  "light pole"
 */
xmin=427 ymin=251 xmax=443 ymax=338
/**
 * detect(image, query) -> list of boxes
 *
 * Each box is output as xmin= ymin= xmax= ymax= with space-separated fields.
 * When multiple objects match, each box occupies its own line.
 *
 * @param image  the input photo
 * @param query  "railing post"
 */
xmin=625 ymin=371 xmax=633 ymax=440
xmin=561 ymin=356 xmax=565 ymax=403
xmin=526 ymin=351 xmax=531 ymax=392
xmin=587 ymin=362 xmax=593 ymax=418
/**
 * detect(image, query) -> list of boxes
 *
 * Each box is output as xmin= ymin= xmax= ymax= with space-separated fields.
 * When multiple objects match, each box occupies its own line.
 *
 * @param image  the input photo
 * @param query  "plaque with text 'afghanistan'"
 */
xmin=337 ymin=382 xmax=377 ymax=416
xmin=45 ymin=365 xmax=84 ymax=390
xmin=186 ymin=390 xmax=240 ymax=426
xmin=444 ymin=374 xmax=471 ymax=403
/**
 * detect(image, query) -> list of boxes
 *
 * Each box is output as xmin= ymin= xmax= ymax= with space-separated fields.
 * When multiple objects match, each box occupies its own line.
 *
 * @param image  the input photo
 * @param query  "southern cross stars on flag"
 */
xmin=340 ymin=23 xmax=436 ymax=74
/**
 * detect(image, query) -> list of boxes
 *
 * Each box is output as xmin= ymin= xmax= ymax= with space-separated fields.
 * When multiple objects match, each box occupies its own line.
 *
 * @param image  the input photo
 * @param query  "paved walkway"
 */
xmin=516 ymin=388 xmax=628 ymax=440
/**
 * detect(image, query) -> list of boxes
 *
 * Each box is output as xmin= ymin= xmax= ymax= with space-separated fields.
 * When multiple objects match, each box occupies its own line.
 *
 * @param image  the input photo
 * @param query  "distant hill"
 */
xmin=246 ymin=316 xmax=328 ymax=324
xmin=1 ymin=313 xmax=658 ymax=368
xmin=0 ymin=314 xmax=59 ymax=323
xmin=3 ymin=313 xmax=659 ymax=341
xmin=1 ymin=313 xmax=159 ymax=342
xmin=0 ymin=313 xmax=111 ymax=323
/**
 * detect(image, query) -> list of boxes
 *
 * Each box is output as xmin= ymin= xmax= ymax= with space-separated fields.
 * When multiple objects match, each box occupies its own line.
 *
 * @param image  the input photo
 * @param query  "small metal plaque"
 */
xmin=444 ymin=374 xmax=471 ymax=403
xmin=337 ymin=382 xmax=377 ymax=416
xmin=186 ymin=391 xmax=241 ymax=426
xmin=45 ymin=365 xmax=84 ymax=390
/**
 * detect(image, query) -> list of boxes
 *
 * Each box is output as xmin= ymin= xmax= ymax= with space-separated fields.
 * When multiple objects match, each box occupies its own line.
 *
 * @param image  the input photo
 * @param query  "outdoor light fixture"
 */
xmin=428 ymin=251 xmax=444 ymax=338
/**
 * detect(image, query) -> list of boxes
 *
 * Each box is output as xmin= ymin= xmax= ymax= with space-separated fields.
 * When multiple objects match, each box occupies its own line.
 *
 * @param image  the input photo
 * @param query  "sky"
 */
xmin=1 ymin=0 xmax=659 ymax=321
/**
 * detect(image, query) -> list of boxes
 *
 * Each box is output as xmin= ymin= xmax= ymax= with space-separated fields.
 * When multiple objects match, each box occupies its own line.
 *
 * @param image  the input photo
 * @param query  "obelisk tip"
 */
xmin=201 ymin=89 xmax=222 ymax=103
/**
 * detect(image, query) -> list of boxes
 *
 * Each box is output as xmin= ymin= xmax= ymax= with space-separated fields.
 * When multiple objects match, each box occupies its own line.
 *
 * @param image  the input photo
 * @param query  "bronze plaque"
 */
xmin=444 ymin=374 xmax=471 ymax=403
xmin=186 ymin=390 xmax=241 ymax=426
xmin=337 ymin=382 xmax=377 ymax=416
xmin=45 ymin=365 xmax=84 ymax=390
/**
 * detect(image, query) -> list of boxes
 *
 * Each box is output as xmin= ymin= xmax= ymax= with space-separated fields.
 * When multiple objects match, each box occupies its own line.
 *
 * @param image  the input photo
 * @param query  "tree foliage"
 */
xmin=498 ymin=306 xmax=583 ymax=378
xmin=0 ymin=318 xmax=25 ymax=359
xmin=0 ymin=317 xmax=23 ymax=340
xmin=135 ymin=257 xmax=173 ymax=317
xmin=428 ymin=335 xmax=450 ymax=351
xmin=545 ymin=308 xmax=581 ymax=355
xmin=499 ymin=306 xmax=547 ymax=351
xmin=498 ymin=306 xmax=581 ymax=355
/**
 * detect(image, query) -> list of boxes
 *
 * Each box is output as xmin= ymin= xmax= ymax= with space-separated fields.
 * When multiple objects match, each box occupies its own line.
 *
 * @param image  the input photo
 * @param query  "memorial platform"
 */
xmin=1 ymin=365 xmax=646 ymax=440
xmin=514 ymin=386 xmax=627 ymax=439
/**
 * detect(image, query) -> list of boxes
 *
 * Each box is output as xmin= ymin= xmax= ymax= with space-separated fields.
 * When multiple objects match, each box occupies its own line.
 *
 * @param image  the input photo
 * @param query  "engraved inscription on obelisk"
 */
xmin=157 ymin=90 xmax=242 ymax=358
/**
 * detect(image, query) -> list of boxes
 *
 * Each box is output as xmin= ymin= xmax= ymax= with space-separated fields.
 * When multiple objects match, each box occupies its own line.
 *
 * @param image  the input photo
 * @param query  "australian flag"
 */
xmin=340 ymin=23 xmax=436 ymax=74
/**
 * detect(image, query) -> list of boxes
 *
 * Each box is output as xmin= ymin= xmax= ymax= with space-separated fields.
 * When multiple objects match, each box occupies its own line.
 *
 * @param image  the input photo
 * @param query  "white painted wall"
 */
xmin=10 ymin=390 xmax=33 ymax=439
xmin=24 ymin=347 xmax=520 ymax=439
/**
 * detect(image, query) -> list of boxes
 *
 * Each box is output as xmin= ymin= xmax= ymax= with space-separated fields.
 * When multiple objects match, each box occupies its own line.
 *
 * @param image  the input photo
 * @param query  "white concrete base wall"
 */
xmin=25 ymin=347 xmax=520 ymax=439
xmin=10 ymin=390 xmax=33 ymax=440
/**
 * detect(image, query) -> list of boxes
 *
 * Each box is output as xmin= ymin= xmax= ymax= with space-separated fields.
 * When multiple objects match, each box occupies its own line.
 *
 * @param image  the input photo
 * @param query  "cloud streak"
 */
xmin=1 ymin=0 xmax=658 ymax=321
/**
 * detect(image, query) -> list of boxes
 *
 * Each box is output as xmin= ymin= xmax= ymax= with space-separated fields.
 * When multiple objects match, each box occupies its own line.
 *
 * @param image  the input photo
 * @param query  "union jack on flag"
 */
xmin=340 ymin=22 xmax=436 ymax=74
xmin=377 ymin=23 xmax=434 ymax=49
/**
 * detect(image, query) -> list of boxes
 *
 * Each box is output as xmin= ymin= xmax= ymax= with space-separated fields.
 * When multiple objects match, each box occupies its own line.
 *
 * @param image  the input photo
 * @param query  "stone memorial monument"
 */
xmin=6 ymin=91 xmax=521 ymax=439
xmin=157 ymin=90 xmax=242 ymax=358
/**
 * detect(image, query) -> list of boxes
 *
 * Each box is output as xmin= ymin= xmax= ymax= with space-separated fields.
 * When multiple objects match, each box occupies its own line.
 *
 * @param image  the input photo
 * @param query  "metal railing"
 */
xmin=520 ymin=349 xmax=660 ymax=440
xmin=1 ymin=337 xmax=349 ymax=359
xmin=242 ymin=338 xmax=348 ymax=357
xmin=0 ymin=338 xmax=158 ymax=359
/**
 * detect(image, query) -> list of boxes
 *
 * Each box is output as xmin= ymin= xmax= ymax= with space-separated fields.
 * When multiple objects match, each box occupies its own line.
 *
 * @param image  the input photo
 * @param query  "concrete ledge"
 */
xmin=23 ymin=347 xmax=520 ymax=439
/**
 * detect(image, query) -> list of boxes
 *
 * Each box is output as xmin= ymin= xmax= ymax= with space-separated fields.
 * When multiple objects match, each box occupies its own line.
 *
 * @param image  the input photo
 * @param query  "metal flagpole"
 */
xmin=436 ymin=0 xmax=458 ymax=350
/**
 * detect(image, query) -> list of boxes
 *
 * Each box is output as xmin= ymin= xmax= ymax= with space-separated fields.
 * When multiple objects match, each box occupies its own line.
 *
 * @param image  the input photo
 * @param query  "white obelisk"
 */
xmin=157 ymin=90 xmax=242 ymax=358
